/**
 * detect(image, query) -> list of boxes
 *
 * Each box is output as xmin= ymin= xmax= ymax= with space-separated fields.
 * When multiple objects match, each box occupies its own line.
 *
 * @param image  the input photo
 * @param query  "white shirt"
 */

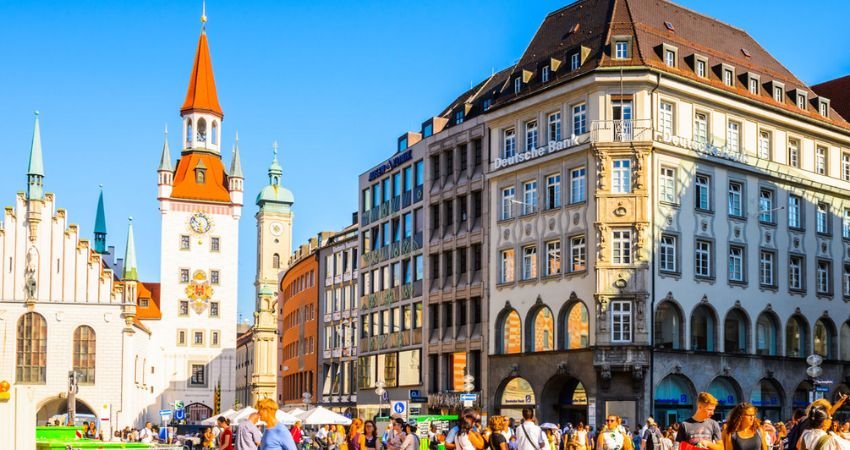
xmin=517 ymin=421 xmax=545 ymax=450
xmin=457 ymin=434 xmax=477 ymax=450
xmin=139 ymin=427 xmax=154 ymax=443
xmin=801 ymin=429 xmax=850 ymax=450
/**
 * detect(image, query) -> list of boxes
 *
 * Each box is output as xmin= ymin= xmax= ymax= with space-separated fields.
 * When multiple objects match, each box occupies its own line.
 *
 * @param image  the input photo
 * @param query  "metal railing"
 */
xmin=591 ymin=119 xmax=652 ymax=143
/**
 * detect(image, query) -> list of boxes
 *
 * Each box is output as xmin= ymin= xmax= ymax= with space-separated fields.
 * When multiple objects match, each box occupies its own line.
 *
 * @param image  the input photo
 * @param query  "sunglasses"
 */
xmin=606 ymin=420 xmax=617 ymax=423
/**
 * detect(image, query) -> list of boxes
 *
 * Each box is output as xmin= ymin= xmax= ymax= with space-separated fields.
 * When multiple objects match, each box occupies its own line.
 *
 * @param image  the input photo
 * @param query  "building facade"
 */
xmin=236 ymin=324 xmax=254 ymax=409
xmin=483 ymin=0 xmax=850 ymax=428
xmin=317 ymin=221 xmax=359 ymax=414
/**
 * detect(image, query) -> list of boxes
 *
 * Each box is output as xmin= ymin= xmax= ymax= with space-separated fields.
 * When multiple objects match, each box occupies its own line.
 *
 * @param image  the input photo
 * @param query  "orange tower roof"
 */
xmin=181 ymin=31 xmax=223 ymax=117
xmin=171 ymin=152 xmax=232 ymax=203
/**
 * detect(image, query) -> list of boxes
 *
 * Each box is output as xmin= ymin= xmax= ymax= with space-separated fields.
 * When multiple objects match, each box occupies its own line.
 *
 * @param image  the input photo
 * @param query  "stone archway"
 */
xmin=36 ymin=396 xmax=96 ymax=425
xmin=540 ymin=373 xmax=588 ymax=425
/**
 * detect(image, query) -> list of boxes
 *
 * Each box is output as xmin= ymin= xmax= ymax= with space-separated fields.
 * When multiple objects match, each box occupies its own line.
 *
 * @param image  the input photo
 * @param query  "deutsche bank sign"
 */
xmin=492 ymin=135 xmax=581 ymax=170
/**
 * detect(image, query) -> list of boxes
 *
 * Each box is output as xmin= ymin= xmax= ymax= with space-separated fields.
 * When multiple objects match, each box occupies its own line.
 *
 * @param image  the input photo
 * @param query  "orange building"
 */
xmin=278 ymin=234 xmax=331 ymax=405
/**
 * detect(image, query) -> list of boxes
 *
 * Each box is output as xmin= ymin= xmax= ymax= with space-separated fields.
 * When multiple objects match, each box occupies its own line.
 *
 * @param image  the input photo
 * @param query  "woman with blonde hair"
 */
xmin=257 ymin=398 xmax=297 ymax=450
xmin=338 ymin=425 xmax=350 ymax=450
xmin=721 ymin=403 xmax=768 ymax=450
xmin=488 ymin=416 xmax=508 ymax=450
xmin=597 ymin=416 xmax=633 ymax=450
xmin=350 ymin=418 xmax=366 ymax=450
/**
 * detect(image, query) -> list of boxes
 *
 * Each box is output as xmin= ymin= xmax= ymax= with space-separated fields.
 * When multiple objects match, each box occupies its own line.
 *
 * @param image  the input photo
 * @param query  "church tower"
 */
xmin=151 ymin=7 xmax=241 ymax=416
xmin=252 ymin=144 xmax=294 ymax=403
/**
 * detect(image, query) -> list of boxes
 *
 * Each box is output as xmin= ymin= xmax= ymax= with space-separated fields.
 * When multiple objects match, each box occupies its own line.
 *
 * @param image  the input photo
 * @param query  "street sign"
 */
xmin=816 ymin=386 xmax=830 ymax=392
xmin=174 ymin=409 xmax=186 ymax=420
xmin=814 ymin=380 xmax=834 ymax=385
xmin=381 ymin=391 xmax=389 ymax=402
xmin=459 ymin=393 xmax=478 ymax=401
xmin=174 ymin=400 xmax=184 ymax=409
xmin=410 ymin=396 xmax=428 ymax=403
xmin=159 ymin=409 xmax=172 ymax=417
xmin=391 ymin=400 xmax=408 ymax=419
xmin=409 ymin=389 xmax=421 ymax=400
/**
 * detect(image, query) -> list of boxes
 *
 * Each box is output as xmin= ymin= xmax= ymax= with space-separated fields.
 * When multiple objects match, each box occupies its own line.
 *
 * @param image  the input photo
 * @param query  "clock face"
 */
xmin=270 ymin=222 xmax=283 ymax=237
xmin=189 ymin=212 xmax=212 ymax=234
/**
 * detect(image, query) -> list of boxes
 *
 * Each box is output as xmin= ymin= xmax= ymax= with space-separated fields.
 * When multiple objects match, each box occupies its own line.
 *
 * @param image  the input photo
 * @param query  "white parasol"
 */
xmin=296 ymin=406 xmax=352 ymax=425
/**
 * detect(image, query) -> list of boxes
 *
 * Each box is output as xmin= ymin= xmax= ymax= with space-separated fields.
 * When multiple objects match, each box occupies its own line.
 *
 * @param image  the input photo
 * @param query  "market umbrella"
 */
xmin=287 ymin=407 xmax=306 ymax=416
xmin=200 ymin=408 xmax=236 ymax=425
xmin=296 ymin=406 xmax=352 ymax=425
xmin=276 ymin=409 xmax=299 ymax=425
xmin=540 ymin=423 xmax=559 ymax=430
xmin=232 ymin=407 xmax=258 ymax=423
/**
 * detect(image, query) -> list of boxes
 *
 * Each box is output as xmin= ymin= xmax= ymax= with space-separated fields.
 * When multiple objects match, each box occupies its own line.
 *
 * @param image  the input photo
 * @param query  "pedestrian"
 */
xmin=516 ymin=408 xmax=547 ymax=450
xmin=350 ymin=418 xmax=366 ymax=450
xmin=364 ymin=420 xmax=379 ymax=450
xmin=257 ymin=398 xmax=298 ymax=450
xmin=203 ymin=427 xmax=217 ymax=449
xmin=642 ymin=418 xmax=664 ymax=450
xmin=292 ymin=422 xmax=304 ymax=450
xmin=675 ymin=392 xmax=722 ymax=450
xmin=660 ymin=430 xmax=673 ymax=450
xmin=721 ymin=403 xmax=768 ymax=450
xmin=799 ymin=406 xmax=848 ymax=450
xmin=236 ymin=412 xmax=264 ymax=450
xmin=338 ymin=425 xmax=350 ymax=450
xmin=400 ymin=422 xmax=421 ymax=450
xmin=430 ymin=424 xmax=440 ymax=450
xmin=575 ymin=422 xmax=588 ymax=450
xmin=489 ymin=416 xmax=509 ymax=450
xmin=218 ymin=416 xmax=234 ymax=450
xmin=139 ymin=421 xmax=155 ymax=444
xmin=597 ymin=416 xmax=633 ymax=450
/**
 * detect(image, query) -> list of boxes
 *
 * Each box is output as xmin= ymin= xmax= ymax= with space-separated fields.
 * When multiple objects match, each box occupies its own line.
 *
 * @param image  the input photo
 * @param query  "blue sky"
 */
xmin=2 ymin=0 xmax=849 ymax=321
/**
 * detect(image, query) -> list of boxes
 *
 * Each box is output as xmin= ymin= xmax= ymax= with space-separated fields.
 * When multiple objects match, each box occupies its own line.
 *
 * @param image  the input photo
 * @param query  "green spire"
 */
xmin=158 ymin=125 xmax=173 ymax=171
xmin=229 ymin=131 xmax=244 ymax=178
xmin=268 ymin=140 xmax=282 ymax=185
xmin=123 ymin=217 xmax=138 ymax=280
xmin=27 ymin=111 xmax=45 ymax=200
xmin=94 ymin=185 xmax=108 ymax=254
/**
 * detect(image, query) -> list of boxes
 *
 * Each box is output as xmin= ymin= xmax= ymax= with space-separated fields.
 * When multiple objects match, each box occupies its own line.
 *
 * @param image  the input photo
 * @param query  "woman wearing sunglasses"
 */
xmin=721 ymin=403 xmax=768 ymax=450
xmin=597 ymin=416 xmax=633 ymax=450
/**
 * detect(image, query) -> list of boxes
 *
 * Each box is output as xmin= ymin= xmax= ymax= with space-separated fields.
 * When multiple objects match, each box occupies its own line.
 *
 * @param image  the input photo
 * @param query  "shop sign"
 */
xmin=492 ymin=135 xmax=581 ymax=170
xmin=369 ymin=150 xmax=413 ymax=181
xmin=655 ymin=131 xmax=747 ymax=163
xmin=501 ymin=377 xmax=536 ymax=405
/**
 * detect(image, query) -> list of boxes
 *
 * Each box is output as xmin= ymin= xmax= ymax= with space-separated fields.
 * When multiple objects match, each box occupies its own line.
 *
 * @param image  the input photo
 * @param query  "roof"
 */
xmin=94 ymin=188 xmax=107 ymax=235
xmin=813 ymin=75 xmax=850 ymax=122
xmin=28 ymin=112 xmax=44 ymax=176
xmin=171 ymin=152 xmax=232 ymax=203
xmin=135 ymin=281 xmax=162 ymax=320
xmin=491 ymin=0 xmax=848 ymax=128
xmin=257 ymin=184 xmax=294 ymax=205
xmin=181 ymin=31 xmax=223 ymax=117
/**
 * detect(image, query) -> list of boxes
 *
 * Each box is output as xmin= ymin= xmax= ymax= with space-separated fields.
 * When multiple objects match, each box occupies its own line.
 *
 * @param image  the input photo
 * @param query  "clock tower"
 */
xmin=152 ymin=10 xmax=242 ymax=416
xmin=252 ymin=144 xmax=294 ymax=403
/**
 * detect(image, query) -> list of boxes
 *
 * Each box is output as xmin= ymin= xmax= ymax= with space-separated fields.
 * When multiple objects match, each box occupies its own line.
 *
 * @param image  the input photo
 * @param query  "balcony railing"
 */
xmin=591 ymin=119 xmax=652 ymax=143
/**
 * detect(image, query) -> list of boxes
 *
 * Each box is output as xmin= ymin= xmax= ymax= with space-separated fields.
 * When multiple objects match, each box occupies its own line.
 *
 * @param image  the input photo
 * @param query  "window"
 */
xmin=788 ymin=195 xmax=802 ymax=229
xmin=525 ymin=121 xmax=538 ymax=151
xmin=16 ymin=313 xmax=47 ymax=383
xmin=501 ymin=187 xmax=515 ymax=220
xmin=195 ymin=168 xmax=206 ymax=184
xmin=659 ymin=166 xmax=676 ymax=204
xmin=573 ymin=104 xmax=587 ymax=135
xmin=758 ymin=131 xmax=771 ymax=160
xmin=190 ymin=364 xmax=206 ymax=386
xmin=500 ymin=310 xmax=522 ymax=354
xmin=659 ymin=101 xmax=674 ymax=136
xmin=522 ymin=181 xmax=537 ymax=215
xmin=180 ymin=235 xmax=190 ymax=250
xmin=723 ymin=69 xmax=734 ymax=86
xmin=612 ymin=159 xmax=631 ymax=193
xmin=773 ymin=86 xmax=784 ymax=103
xmin=548 ymin=112 xmax=562 ymax=143
xmin=817 ymin=203 xmax=830 ymax=234
xmin=760 ymin=250 xmax=775 ymax=287
xmin=211 ymin=331 xmax=219 ymax=346
xmin=694 ymin=112 xmax=708 ymax=144
xmin=696 ymin=59 xmax=707 ymax=78
xmin=664 ymin=49 xmax=676 ymax=67
xmin=546 ymin=174 xmax=561 ymax=209
xmin=659 ymin=235 xmax=677 ymax=273
xmin=210 ymin=270 xmax=220 ymax=285
xmin=789 ymin=255 xmax=804 ymax=291
xmin=499 ymin=249 xmax=515 ymax=283
xmin=570 ymin=236 xmax=586 ymax=272
xmin=695 ymin=240 xmax=712 ymax=278
xmin=522 ymin=246 xmax=537 ymax=280
xmin=614 ymin=40 xmax=630 ymax=59
xmin=820 ymin=101 xmax=830 ymax=117
xmin=728 ymin=245 xmax=745 ymax=283
xmin=844 ymin=264 xmax=850 ymax=297
xmin=178 ymin=330 xmax=186 ymax=346
xmin=728 ymin=181 xmax=743 ymax=217
xmin=194 ymin=331 xmax=204 ymax=345
xmin=843 ymin=153 xmax=850 ymax=181
xmin=570 ymin=52 xmax=580 ymax=71
xmin=415 ymin=160 xmax=424 ymax=187
xmin=695 ymin=174 xmax=711 ymax=211
xmin=514 ymin=77 xmax=521 ymax=94
xmin=726 ymin=121 xmax=741 ymax=153
xmin=817 ymin=146 xmax=827 ymax=175
xmin=503 ymin=128 xmax=516 ymax=158
xmin=546 ymin=240 xmax=561 ymax=276
xmin=541 ymin=66 xmax=550 ymax=83
xmin=788 ymin=139 xmax=800 ymax=168
xmin=844 ymin=209 xmax=850 ymax=239
xmin=749 ymin=78 xmax=759 ymax=95
xmin=570 ymin=167 xmax=586 ymax=203
xmin=179 ymin=301 xmax=189 ymax=316
xmin=210 ymin=237 xmax=220 ymax=252
xmin=612 ymin=229 xmax=632 ymax=264
xmin=797 ymin=93 xmax=808 ymax=110
xmin=180 ymin=268 xmax=190 ymax=283
xmin=210 ymin=302 xmax=219 ymax=318
xmin=611 ymin=301 xmax=632 ymax=343
xmin=817 ymin=260 xmax=831 ymax=294
xmin=758 ymin=189 xmax=775 ymax=223
xmin=455 ymin=110 xmax=464 ymax=125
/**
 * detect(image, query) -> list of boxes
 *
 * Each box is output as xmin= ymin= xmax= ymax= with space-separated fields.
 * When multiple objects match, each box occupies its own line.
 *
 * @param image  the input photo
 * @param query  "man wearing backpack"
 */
xmin=641 ymin=419 xmax=663 ymax=450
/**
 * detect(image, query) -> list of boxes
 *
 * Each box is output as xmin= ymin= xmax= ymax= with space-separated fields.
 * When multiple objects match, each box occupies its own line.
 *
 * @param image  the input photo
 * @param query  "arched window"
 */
xmin=186 ymin=119 xmax=193 ymax=145
xmin=786 ymin=315 xmax=809 ymax=357
xmin=707 ymin=376 xmax=741 ymax=420
xmin=691 ymin=305 xmax=716 ymax=351
xmin=195 ymin=168 xmax=206 ymax=184
xmin=17 ymin=312 xmax=47 ymax=383
xmin=654 ymin=374 xmax=695 ymax=427
xmin=563 ymin=302 xmax=589 ymax=349
xmin=273 ymin=253 xmax=281 ymax=269
xmin=498 ymin=310 xmax=522 ymax=354
xmin=655 ymin=301 xmax=684 ymax=350
xmin=814 ymin=318 xmax=835 ymax=359
xmin=211 ymin=121 xmax=218 ymax=145
xmin=197 ymin=118 xmax=207 ymax=143
xmin=749 ymin=378 xmax=783 ymax=422
xmin=724 ymin=308 xmax=749 ymax=353
xmin=73 ymin=326 xmax=96 ymax=384
xmin=756 ymin=312 xmax=779 ymax=356
xmin=531 ymin=307 xmax=554 ymax=351
xmin=841 ymin=322 xmax=850 ymax=360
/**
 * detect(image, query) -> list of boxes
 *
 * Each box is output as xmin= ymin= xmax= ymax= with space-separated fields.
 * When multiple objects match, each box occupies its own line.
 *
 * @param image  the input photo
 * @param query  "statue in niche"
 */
xmin=25 ymin=247 xmax=38 ymax=302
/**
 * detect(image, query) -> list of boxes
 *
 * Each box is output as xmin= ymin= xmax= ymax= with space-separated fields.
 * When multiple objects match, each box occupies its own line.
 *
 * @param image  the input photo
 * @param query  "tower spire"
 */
xmin=181 ymin=4 xmax=222 ymax=117
xmin=268 ymin=141 xmax=282 ymax=186
xmin=158 ymin=125 xmax=173 ymax=171
xmin=94 ymin=185 xmax=108 ymax=254
xmin=27 ymin=111 xmax=45 ymax=201
xmin=123 ymin=217 xmax=138 ymax=280
xmin=229 ymin=131 xmax=244 ymax=178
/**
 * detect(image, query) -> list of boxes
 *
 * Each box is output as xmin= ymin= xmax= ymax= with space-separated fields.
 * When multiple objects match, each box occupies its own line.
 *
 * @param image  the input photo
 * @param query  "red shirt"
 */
xmin=220 ymin=428 xmax=234 ymax=450
xmin=293 ymin=426 xmax=303 ymax=443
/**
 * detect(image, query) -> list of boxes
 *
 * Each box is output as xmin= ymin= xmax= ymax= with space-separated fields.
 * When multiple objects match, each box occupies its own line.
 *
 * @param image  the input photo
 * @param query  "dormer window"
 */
xmin=423 ymin=123 xmax=433 ymax=138
xmin=455 ymin=110 xmax=464 ymax=125
xmin=722 ymin=67 xmax=735 ymax=87
xmin=399 ymin=137 xmax=408 ymax=151
xmin=483 ymin=99 xmax=492 ymax=111
xmin=746 ymin=73 xmax=760 ymax=95
xmin=541 ymin=65 xmax=550 ymax=83
xmin=195 ymin=168 xmax=206 ymax=184
xmin=514 ymin=77 xmax=521 ymax=94
xmin=570 ymin=52 xmax=580 ymax=71
xmin=773 ymin=86 xmax=784 ymax=103
xmin=661 ymin=44 xmax=678 ymax=68
xmin=818 ymin=98 xmax=831 ymax=117
xmin=613 ymin=38 xmax=631 ymax=59
xmin=796 ymin=91 xmax=808 ymax=110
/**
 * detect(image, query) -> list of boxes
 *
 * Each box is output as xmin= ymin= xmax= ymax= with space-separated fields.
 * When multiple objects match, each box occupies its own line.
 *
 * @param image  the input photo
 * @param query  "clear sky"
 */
xmin=2 ymin=0 xmax=849 ymax=322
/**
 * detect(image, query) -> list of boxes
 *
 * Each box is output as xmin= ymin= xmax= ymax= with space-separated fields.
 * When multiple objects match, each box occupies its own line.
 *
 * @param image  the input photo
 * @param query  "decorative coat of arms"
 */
xmin=185 ymin=270 xmax=214 ymax=314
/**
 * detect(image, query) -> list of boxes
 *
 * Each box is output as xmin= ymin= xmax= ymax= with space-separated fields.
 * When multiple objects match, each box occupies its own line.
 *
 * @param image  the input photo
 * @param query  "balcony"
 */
xmin=591 ymin=119 xmax=652 ymax=143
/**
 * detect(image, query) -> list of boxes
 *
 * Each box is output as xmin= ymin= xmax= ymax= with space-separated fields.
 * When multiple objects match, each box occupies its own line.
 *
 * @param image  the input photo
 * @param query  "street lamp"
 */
xmin=375 ymin=380 xmax=387 ymax=417
xmin=303 ymin=391 xmax=313 ymax=410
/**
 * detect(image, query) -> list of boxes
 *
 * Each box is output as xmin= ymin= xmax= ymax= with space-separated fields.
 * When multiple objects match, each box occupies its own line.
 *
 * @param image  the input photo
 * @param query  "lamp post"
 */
xmin=375 ymin=380 xmax=387 ymax=417
xmin=303 ymin=391 xmax=313 ymax=410
xmin=807 ymin=354 xmax=824 ymax=403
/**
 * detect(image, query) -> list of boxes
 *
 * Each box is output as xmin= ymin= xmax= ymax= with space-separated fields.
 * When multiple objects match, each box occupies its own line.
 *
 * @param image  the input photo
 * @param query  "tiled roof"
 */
xmin=491 ymin=0 xmax=848 ymax=128
xmin=813 ymin=75 xmax=850 ymax=122
xmin=136 ymin=281 xmax=162 ymax=320
xmin=181 ymin=31 xmax=223 ymax=117
xmin=171 ymin=152 xmax=232 ymax=203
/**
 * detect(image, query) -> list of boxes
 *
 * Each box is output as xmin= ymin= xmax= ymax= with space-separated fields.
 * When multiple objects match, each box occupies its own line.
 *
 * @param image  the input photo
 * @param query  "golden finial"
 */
xmin=201 ymin=0 xmax=207 ymax=26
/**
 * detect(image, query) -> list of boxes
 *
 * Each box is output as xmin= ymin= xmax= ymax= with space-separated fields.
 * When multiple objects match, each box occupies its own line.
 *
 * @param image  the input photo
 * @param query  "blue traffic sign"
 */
xmin=174 ymin=409 xmax=186 ymax=420
xmin=159 ymin=409 xmax=172 ymax=416
xmin=459 ymin=394 xmax=478 ymax=401
xmin=391 ymin=401 xmax=408 ymax=415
